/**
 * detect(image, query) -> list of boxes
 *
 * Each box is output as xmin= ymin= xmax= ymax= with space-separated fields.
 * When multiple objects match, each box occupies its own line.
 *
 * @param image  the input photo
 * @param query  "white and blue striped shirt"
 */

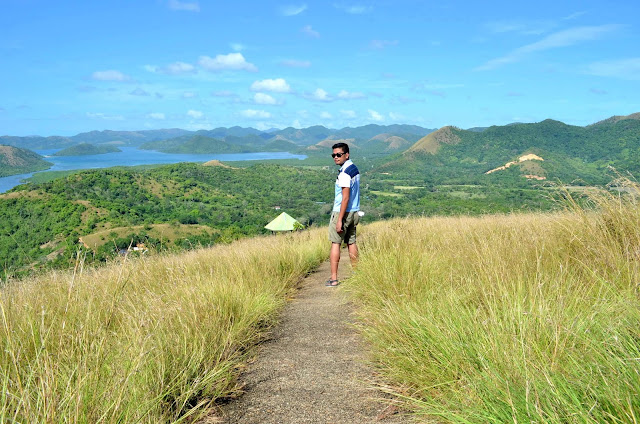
xmin=333 ymin=159 xmax=360 ymax=212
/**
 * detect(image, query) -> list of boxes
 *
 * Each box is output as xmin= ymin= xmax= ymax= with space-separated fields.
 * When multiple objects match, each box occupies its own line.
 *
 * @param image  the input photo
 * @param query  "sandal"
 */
xmin=325 ymin=279 xmax=340 ymax=287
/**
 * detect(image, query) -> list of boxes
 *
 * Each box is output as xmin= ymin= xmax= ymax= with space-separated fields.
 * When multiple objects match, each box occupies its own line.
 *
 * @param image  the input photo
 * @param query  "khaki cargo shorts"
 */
xmin=329 ymin=211 xmax=360 ymax=245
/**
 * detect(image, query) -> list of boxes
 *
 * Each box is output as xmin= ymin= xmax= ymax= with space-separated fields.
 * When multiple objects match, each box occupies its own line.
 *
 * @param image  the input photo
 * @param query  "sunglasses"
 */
xmin=331 ymin=153 xmax=345 ymax=158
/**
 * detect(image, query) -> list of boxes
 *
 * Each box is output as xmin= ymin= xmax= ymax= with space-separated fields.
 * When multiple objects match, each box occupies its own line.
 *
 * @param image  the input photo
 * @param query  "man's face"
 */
xmin=332 ymin=148 xmax=349 ymax=166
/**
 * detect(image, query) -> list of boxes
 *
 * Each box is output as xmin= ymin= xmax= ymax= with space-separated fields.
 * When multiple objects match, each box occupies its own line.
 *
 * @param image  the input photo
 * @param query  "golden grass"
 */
xmin=344 ymin=186 xmax=640 ymax=423
xmin=0 ymin=229 xmax=327 ymax=423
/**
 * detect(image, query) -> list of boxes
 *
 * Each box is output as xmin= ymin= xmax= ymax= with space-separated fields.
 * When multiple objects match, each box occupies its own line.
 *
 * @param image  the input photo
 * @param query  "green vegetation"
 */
xmin=52 ymin=143 xmax=121 ymax=156
xmin=140 ymin=135 xmax=253 ymax=154
xmin=0 ymin=228 xmax=327 ymax=422
xmin=0 ymin=162 xmax=334 ymax=278
xmin=345 ymin=183 xmax=640 ymax=423
xmin=0 ymin=145 xmax=52 ymax=177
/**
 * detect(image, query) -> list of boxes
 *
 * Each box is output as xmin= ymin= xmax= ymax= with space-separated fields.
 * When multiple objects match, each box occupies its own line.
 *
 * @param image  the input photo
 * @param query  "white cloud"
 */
xmin=370 ymin=40 xmax=398 ymax=49
xmin=368 ymin=109 xmax=384 ymax=122
xmin=86 ymin=112 xmax=124 ymax=121
xmin=337 ymin=90 xmax=366 ymax=99
xmin=310 ymin=88 xmax=331 ymax=101
xmin=302 ymin=25 xmax=320 ymax=38
xmin=148 ymin=113 xmax=166 ymax=120
xmin=182 ymin=91 xmax=197 ymax=98
xmin=280 ymin=59 xmax=311 ymax=68
xmin=254 ymin=93 xmax=278 ymax=105
xmin=292 ymin=119 xmax=302 ymax=128
xmin=251 ymin=78 xmax=291 ymax=93
xmin=389 ymin=112 xmax=404 ymax=121
xmin=198 ymin=53 xmax=258 ymax=72
xmin=187 ymin=109 xmax=204 ymax=119
xmin=320 ymin=112 xmax=333 ymax=119
xmin=91 ymin=70 xmax=131 ymax=82
xmin=242 ymin=109 xmax=272 ymax=119
xmin=341 ymin=110 xmax=356 ymax=119
xmin=163 ymin=62 xmax=196 ymax=75
xmin=168 ymin=0 xmax=200 ymax=12
xmin=476 ymin=25 xmax=623 ymax=71
xmin=281 ymin=4 xmax=307 ymax=16
xmin=230 ymin=43 xmax=246 ymax=52
xmin=586 ymin=57 xmax=640 ymax=80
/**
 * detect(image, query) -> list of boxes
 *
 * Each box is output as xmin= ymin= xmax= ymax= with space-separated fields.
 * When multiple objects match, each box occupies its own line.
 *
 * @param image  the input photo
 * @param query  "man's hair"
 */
xmin=332 ymin=142 xmax=349 ymax=154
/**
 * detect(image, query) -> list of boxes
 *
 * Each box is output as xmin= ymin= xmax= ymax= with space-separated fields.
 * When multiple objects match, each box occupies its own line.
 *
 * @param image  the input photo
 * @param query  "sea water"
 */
xmin=0 ymin=147 xmax=306 ymax=193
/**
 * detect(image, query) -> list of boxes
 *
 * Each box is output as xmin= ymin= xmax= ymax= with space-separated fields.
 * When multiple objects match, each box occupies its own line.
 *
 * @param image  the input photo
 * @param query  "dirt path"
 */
xmin=213 ymin=249 xmax=408 ymax=424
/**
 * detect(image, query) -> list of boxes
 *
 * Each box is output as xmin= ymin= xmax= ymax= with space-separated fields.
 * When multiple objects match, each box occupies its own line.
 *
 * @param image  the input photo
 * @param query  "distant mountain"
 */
xmin=71 ymin=129 xmax=191 ymax=146
xmin=0 ymin=135 xmax=76 ymax=150
xmin=272 ymin=126 xmax=333 ymax=145
xmin=0 ymin=145 xmax=52 ymax=177
xmin=53 ymin=143 xmax=121 ymax=156
xmin=140 ymin=135 xmax=252 ymax=154
xmin=379 ymin=116 xmax=640 ymax=185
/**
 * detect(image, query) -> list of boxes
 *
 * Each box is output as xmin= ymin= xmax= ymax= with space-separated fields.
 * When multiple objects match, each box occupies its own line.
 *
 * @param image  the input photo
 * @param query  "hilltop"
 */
xmin=0 ymin=145 xmax=52 ymax=177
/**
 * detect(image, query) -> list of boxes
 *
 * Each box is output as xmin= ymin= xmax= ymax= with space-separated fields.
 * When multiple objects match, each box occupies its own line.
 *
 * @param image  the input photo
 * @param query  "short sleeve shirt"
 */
xmin=333 ymin=159 xmax=360 ymax=212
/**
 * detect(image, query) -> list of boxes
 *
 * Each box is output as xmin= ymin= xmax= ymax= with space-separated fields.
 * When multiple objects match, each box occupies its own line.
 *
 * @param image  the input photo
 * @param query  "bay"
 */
xmin=0 ymin=147 xmax=306 ymax=193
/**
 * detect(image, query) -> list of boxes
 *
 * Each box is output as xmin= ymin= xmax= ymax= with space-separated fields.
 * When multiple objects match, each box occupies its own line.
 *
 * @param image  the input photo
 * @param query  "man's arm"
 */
xmin=336 ymin=186 xmax=350 ymax=233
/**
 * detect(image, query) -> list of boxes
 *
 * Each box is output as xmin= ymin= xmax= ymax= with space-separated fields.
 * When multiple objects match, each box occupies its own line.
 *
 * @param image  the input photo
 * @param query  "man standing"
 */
xmin=326 ymin=142 xmax=360 ymax=287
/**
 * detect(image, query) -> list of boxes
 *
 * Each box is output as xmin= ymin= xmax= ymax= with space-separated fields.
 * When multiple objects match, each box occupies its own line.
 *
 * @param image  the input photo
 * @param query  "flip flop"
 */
xmin=325 ymin=279 xmax=340 ymax=287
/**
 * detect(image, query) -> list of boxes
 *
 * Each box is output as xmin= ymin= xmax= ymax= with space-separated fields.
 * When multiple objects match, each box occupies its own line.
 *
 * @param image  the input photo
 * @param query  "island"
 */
xmin=0 ymin=145 xmax=52 ymax=177
xmin=52 ymin=143 xmax=121 ymax=156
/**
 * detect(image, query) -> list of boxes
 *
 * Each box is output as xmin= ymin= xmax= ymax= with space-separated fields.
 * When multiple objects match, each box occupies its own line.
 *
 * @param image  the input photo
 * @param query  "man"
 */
xmin=326 ymin=142 xmax=360 ymax=287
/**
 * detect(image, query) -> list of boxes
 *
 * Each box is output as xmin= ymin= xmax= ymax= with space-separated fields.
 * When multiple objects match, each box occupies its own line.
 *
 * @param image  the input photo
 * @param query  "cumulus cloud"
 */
xmin=187 ymin=109 xmax=204 ymax=119
xmin=168 ymin=0 xmax=200 ymax=12
xmin=230 ymin=43 xmax=246 ymax=51
xmin=476 ymin=25 xmax=623 ymax=71
xmin=86 ymin=112 xmax=124 ymax=121
xmin=586 ymin=57 xmax=640 ymax=80
xmin=91 ymin=70 xmax=131 ymax=82
xmin=250 ymin=78 xmax=291 ymax=93
xmin=302 ymin=25 xmax=320 ymax=38
xmin=164 ymin=62 xmax=196 ymax=75
xmin=130 ymin=88 xmax=150 ymax=96
xmin=254 ymin=93 xmax=278 ymax=105
xmin=199 ymin=53 xmax=258 ymax=72
xmin=281 ymin=4 xmax=307 ymax=16
xmin=370 ymin=40 xmax=398 ymax=49
xmin=280 ymin=59 xmax=311 ymax=68
xmin=308 ymin=88 xmax=332 ymax=101
xmin=148 ymin=112 xmax=166 ymax=120
xmin=242 ymin=109 xmax=272 ymax=119
xmin=368 ymin=109 xmax=384 ymax=122
xmin=337 ymin=90 xmax=366 ymax=99
xmin=320 ymin=111 xmax=332 ymax=119
xmin=388 ymin=112 xmax=403 ymax=121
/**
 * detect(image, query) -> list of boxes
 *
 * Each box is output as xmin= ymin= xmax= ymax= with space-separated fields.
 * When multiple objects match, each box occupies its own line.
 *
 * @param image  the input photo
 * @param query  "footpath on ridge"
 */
xmin=210 ymin=249 xmax=408 ymax=424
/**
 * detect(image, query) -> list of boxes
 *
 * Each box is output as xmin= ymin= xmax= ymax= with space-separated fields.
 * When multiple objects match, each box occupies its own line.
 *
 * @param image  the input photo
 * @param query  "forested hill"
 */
xmin=0 ymin=163 xmax=334 ymax=278
xmin=0 ymin=145 xmax=52 ymax=177
xmin=379 ymin=115 xmax=640 ymax=185
xmin=52 ymin=143 xmax=121 ymax=156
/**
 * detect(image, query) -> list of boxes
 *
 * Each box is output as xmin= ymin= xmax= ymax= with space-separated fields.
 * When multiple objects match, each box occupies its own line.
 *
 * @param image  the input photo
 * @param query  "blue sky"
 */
xmin=1 ymin=0 xmax=639 ymax=136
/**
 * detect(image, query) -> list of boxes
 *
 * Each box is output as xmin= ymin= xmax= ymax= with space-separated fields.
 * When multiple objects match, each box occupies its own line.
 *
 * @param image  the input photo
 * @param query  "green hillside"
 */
xmin=379 ymin=117 xmax=640 ymax=185
xmin=52 ymin=143 xmax=121 ymax=156
xmin=140 ymin=135 xmax=251 ymax=153
xmin=0 ymin=145 xmax=52 ymax=177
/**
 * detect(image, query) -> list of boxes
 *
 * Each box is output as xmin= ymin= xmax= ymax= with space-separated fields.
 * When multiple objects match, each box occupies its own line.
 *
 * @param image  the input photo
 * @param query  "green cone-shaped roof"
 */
xmin=265 ymin=212 xmax=301 ymax=231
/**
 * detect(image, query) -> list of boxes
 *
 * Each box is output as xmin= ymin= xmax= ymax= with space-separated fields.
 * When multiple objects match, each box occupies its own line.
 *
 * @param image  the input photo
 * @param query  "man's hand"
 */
xmin=336 ymin=220 xmax=343 ymax=233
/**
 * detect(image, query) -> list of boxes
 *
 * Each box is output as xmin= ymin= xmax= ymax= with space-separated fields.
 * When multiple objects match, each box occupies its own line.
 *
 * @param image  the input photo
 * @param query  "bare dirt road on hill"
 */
xmin=210 ymin=249 xmax=409 ymax=424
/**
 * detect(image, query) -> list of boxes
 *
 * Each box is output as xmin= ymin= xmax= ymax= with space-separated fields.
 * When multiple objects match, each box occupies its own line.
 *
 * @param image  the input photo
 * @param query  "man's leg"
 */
xmin=330 ymin=242 xmax=341 ymax=281
xmin=347 ymin=242 xmax=358 ymax=267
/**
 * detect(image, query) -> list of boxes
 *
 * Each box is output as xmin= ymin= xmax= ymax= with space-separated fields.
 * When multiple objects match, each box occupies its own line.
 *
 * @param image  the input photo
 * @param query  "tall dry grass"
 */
xmin=0 ymin=229 xmax=327 ymax=423
xmin=345 ymin=185 xmax=640 ymax=423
